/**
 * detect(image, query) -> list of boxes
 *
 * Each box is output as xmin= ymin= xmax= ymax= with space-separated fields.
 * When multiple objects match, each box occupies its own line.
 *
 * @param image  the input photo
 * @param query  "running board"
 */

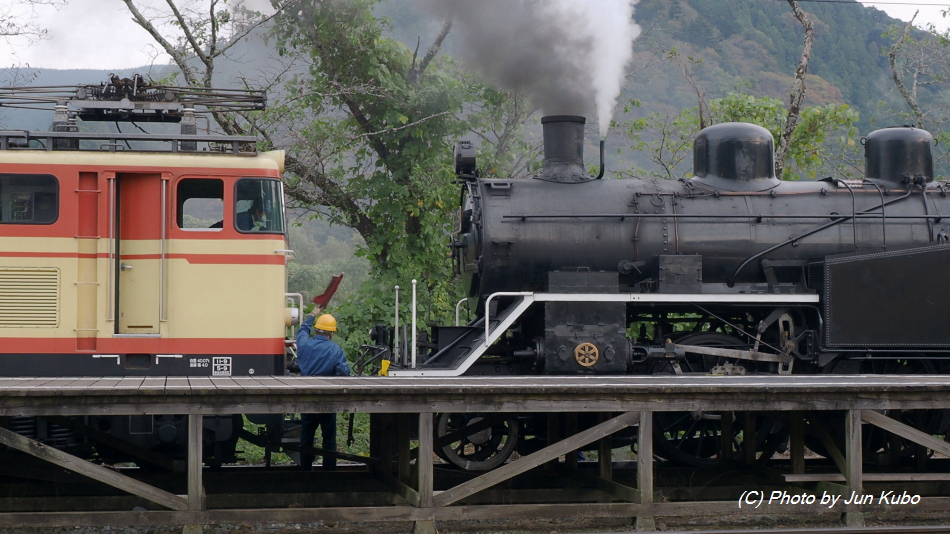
xmin=388 ymin=291 xmax=819 ymax=378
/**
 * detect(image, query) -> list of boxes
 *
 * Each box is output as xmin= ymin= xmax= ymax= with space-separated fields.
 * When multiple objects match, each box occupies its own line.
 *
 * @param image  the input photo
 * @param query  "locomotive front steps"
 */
xmin=390 ymin=296 xmax=531 ymax=375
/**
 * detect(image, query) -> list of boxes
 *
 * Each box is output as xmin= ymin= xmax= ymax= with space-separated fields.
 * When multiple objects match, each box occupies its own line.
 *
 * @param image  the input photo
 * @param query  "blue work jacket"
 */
xmin=296 ymin=315 xmax=350 ymax=377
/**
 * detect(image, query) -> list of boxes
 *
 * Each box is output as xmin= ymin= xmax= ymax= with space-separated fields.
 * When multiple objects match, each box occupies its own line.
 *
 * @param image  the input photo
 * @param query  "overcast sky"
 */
xmin=860 ymin=0 xmax=950 ymax=30
xmin=1 ymin=0 xmax=949 ymax=71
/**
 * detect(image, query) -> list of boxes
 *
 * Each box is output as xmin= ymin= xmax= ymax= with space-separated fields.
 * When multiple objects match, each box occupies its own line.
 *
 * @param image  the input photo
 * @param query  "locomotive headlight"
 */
xmin=285 ymin=307 xmax=300 ymax=327
xmin=454 ymin=140 xmax=476 ymax=177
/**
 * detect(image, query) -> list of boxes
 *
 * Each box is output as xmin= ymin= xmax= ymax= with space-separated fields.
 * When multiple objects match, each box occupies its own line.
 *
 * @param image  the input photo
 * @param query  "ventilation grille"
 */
xmin=0 ymin=267 xmax=59 ymax=327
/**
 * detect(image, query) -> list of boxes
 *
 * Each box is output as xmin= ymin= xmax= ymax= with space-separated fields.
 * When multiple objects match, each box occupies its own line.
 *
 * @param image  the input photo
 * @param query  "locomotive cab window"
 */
xmin=0 ymin=174 xmax=58 ymax=224
xmin=177 ymin=178 xmax=224 ymax=230
xmin=235 ymin=178 xmax=284 ymax=234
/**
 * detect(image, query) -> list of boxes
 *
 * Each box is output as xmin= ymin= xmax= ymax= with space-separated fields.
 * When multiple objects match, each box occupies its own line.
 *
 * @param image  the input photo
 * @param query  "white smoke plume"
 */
xmin=431 ymin=0 xmax=640 ymax=138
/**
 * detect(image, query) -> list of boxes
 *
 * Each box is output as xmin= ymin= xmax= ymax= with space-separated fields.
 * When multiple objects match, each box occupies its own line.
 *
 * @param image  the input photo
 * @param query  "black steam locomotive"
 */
xmin=387 ymin=115 xmax=950 ymax=469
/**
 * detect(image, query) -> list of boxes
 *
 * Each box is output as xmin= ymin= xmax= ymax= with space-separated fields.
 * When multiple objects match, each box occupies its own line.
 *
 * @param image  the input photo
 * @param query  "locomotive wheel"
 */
xmin=435 ymin=412 xmax=519 ymax=471
xmin=651 ymin=332 xmax=785 ymax=468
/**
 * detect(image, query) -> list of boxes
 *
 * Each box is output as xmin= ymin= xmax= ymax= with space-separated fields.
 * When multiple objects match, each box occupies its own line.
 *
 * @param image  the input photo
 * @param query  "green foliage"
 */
xmin=235 ymin=414 xmax=372 ymax=465
xmin=619 ymin=106 xmax=697 ymax=180
xmin=710 ymin=93 xmax=861 ymax=180
xmin=286 ymin=228 xmax=369 ymax=304
xmin=271 ymin=0 xmax=474 ymax=355
xmin=630 ymin=0 xmax=906 ymax=131
xmin=620 ymin=92 xmax=861 ymax=181
xmin=460 ymin=82 xmax=542 ymax=179
xmin=236 ymin=416 xmax=292 ymax=465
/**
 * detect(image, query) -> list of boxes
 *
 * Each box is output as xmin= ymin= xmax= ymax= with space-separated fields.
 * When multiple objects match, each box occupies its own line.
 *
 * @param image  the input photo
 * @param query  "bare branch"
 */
xmin=775 ymin=0 xmax=814 ymax=179
xmin=409 ymin=17 xmax=453 ymax=85
xmin=350 ymin=111 xmax=452 ymax=141
xmin=0 ymin=0 xmax=66 ymax=47
xmin=889 ymin=13 xmax=925 ymax=127
xmin=121 ymin=0 xmax=201 ymax=86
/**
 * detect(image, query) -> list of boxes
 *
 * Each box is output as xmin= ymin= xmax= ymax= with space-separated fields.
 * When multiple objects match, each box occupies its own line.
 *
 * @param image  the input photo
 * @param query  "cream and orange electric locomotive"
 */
xmin=0 ymin=78 xmax=301 ymax=464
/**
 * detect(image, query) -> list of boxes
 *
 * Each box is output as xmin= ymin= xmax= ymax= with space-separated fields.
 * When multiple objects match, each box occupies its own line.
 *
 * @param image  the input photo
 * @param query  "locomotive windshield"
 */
xmin=235 ymin=178 xmax=285 ymax=234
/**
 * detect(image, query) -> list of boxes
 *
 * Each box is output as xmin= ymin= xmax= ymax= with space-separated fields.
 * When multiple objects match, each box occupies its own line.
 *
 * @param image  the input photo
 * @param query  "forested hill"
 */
xmin=377 ymin=0 xmax=918 ymax=129
xmin=0 ymin=0 xmax=920 ymax=133
xmin=631 ymin=0 xmax=911 ymax=127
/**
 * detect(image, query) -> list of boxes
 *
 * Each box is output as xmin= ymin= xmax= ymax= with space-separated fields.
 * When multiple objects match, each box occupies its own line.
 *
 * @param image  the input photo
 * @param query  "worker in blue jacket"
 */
xmin=296 ymin=307 xmax=350 ymax=470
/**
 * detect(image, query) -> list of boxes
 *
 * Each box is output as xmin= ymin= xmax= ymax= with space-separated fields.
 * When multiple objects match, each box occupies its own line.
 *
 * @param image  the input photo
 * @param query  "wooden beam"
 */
xmin=635 ymin=410 xmax=656 ymax=532
xmin=187 ymin=414 xmax=204 ymax=512
xmin=48 ymin=416 xmax=177 ymax=471
xmin=843 ymin=409 xmax=865 ymax=527
xmin=787 ymin=472 xmax=950 ymax=482
xmin=637 ymin=411 xmax=653 ymax=506
xmin=844 ymin=410 xmax=863 ymax=496
xmin=432 ymin=412 xmax=641 ymax=507
xmin=417 ymin=412 xmax=433 ymax=508
xmin=0 ymin=426 xmax=187 ymax=511
xmin=861 ymin=409 xmax=950 ymax=456
xmin=807 ymin=416 xmax=846 ymax=475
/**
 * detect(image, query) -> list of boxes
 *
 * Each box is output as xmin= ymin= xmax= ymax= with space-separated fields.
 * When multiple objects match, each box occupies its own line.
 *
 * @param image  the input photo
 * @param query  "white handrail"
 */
xmin=455 ymin=297 xmax=468 ymax=326
xmin=394 ymin=285 xmax=400 ymax=366
xmin=160 ymin=177 xmax=167 ymax=322
xmin=411 ymin=279 xmax=417 ymax=368
xmin=484 ymin=292 xmax=533 ymax=346
xmin=107 ymin=174 xmax=115 ymax=322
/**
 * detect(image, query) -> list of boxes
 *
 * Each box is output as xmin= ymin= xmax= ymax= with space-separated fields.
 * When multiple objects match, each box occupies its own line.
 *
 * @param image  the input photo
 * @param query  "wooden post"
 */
xmin=635 ymin=411 xmax=655 ymax=532
xmin=790 ymin=411 xmax=805 ymax=474
xmin=842 ymin=409 xmax=864 ymax=527
xmin=413 ymin=412 xmax=436 ymax=534
xmin=183 ymin=413 xmax=204 ymax=534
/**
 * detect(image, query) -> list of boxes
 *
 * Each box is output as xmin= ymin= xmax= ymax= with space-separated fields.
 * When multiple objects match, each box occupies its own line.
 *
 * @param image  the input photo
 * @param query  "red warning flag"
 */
xmin=312 ymin=274 xmax=344 ymax=308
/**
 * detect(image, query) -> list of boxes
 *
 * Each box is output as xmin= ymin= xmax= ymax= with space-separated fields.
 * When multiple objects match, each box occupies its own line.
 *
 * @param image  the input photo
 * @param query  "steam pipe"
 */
xmin=595 ymin=139 xmax=605 ymax=179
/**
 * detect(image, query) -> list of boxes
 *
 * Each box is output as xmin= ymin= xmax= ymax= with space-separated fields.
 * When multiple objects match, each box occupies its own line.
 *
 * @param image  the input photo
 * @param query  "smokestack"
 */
xmin=537 ymin=115 xmax=592 ymax=183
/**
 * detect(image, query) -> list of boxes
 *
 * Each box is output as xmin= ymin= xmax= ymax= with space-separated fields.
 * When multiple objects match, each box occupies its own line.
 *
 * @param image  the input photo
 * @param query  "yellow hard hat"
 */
xmin=315 ymin=313 xmax=337 ymax=332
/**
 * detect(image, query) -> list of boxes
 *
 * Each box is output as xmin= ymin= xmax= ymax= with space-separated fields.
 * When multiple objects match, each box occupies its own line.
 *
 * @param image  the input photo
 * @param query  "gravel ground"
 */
xmin=7 ymin=511 xmax=950 ymax=534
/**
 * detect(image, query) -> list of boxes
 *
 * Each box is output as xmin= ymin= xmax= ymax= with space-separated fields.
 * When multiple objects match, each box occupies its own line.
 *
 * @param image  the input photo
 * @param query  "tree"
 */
xmin=121 ymin=0 xmax=287 ymax=134
xmin=620 ymin=0 xmax=850 ymax=182
xmin=261 ymin=0 xmax=468 ymax=345
xmin=462 ymin=86 xmax=540 ymax=179
xmin=883 ymin=12 xmax=950 ymax=176
xmin=774 ymin=0 xmax=814 ymax=180
xmin=620 ymin=92 xmax=859 ymax=181
xmin=0 ymin=0 xmax=64 ymax=47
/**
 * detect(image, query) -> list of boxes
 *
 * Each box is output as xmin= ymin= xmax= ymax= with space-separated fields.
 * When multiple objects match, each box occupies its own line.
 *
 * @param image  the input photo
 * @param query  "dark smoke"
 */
xmin=428 ymin=0 xmax=639 ymax=136
xmin=431 ymin=0 xmax=595 ymax=116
